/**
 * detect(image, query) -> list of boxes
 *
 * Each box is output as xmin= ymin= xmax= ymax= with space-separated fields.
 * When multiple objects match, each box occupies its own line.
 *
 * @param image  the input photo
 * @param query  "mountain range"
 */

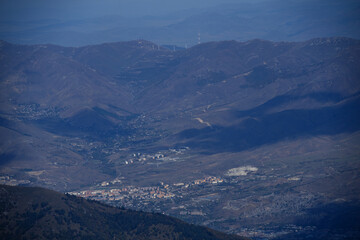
xmin=0 ymin=37 xmax=360 ymax=238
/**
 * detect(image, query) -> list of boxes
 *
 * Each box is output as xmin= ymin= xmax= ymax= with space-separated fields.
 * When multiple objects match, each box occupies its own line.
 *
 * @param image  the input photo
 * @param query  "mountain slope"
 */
xmin=135 ymin=38 xmax=360 ymax=113
xmin=0 ymin=38 xmax=359 ymax=238
xmin=0 ymin=38 xmax=359 ymax=191
xmin=0 ymin=40 xmax=133 ymax=117
xmin=0 ymin=184 xmax=246 ymax=240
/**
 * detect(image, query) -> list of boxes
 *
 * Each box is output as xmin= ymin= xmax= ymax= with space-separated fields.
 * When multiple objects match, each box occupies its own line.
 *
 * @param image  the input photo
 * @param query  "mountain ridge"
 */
xmin=0 ymin=184 xmax=247 ymax=240
xmin=0 ymin=37 xmax=359 ymax=191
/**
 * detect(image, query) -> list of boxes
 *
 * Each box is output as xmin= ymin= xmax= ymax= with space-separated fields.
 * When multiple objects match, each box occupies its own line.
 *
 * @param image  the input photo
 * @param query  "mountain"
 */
xmin=0 ymin=184 xmax=246 ymax=240
xmin=0 ymin=37 xmax=360 ymax=238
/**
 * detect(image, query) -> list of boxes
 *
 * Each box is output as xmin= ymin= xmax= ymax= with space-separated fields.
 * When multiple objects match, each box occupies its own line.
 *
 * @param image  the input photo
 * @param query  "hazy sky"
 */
xmin=0 ymin=0 xmax=250 ymax=21
xmin=1 ymin=0 xmax=358 ymax=46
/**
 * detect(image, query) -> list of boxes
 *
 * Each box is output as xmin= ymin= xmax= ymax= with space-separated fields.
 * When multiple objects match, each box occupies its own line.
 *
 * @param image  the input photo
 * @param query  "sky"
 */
xmin=0 ymin=0 xmax=358 ymax=46
xmin=0 ymin=0 xmax=248 ymax=21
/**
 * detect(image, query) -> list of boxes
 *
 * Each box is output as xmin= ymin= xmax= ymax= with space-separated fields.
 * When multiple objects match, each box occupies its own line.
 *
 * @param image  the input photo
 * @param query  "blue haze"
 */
xmin=0 ymin=0 xmax=359 ymax=46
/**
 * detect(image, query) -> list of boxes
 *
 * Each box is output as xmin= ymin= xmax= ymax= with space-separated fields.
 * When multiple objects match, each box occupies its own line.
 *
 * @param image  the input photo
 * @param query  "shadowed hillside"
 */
xmin=0 ymin=185 xmax=246 ymax=240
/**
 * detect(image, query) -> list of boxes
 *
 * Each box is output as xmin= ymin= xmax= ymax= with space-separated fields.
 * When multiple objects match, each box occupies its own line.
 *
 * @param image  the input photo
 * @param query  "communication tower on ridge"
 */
xmin=198 ymin=33 xmax=201 ymax=44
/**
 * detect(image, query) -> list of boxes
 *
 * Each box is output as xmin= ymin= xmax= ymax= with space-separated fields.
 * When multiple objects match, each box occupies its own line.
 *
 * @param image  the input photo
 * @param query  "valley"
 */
xmin=66 ymin=132 xmax=360 ymax=239
xmin=1 ymin=37 xmax=360 ymax=239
